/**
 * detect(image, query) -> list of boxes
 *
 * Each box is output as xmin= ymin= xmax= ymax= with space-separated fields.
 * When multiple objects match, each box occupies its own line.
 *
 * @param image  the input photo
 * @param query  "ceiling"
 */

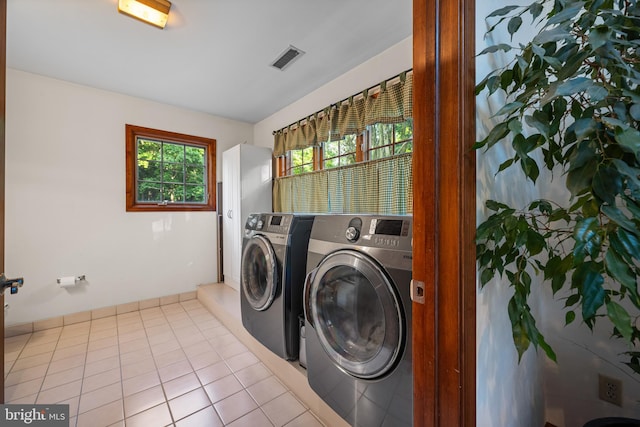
xmin=7 ymin=0 xmax=413 ymax=124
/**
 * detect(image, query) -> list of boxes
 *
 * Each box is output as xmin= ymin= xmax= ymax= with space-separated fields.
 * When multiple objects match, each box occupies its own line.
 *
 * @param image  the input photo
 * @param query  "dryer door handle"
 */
xmin=303 ymin=267 xmax=318 ymax=328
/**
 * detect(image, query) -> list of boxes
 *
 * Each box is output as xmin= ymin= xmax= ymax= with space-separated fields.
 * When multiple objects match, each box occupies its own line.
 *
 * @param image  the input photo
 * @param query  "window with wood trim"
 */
xmin=276 ymin=118 xmax=413 ymax=177
xmin=287 ymin=146 xmax=315 ymax=175
xmin=125 ymin=124 xmax=216 ymax=212
xmin=365 ymin=121 xmax=413 ymax=160
xmin=323 ymin=134 xmax=358 ymax=169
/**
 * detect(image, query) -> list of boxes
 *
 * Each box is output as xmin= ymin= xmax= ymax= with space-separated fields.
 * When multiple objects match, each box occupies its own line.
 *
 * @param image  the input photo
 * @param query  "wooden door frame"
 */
xmin=412 ymin=0 xmax=476 ymax=425
xmin=1 ymin=0 xmax=6 ymax=404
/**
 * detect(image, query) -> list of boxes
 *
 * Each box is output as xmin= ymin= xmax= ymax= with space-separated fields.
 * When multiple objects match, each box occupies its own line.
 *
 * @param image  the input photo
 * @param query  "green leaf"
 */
xmin=525 ymin=114 xmax=550 ymax=138
xmin=508 ymin=118 xmax=523 ymax=135
xmin=587 ymin=85 xmax=608 ymax=103
xmin=549 ymin=208 xmax=570 ymax=222
xmin=602 ymin=117 xmax=629 ymax=130
xmin=575 ymin=263 xmax=605 ymax=323
xmin=606 ymin=301 xmax=633 ymax=342
xmin=476 ymin=121 xmax=510 ymax=150
xmin=556 ymin=77 xmax=594 ymax=97
xmin=592 ymin=166 xmax=622 ymax=205
xmin=478 ymin=44 xmax=513 ymax=55
xmin=582 ymin=198 xmax=600 ymax=217
xmin=615 ymin=128 xmax=640 ymax=156
xmin=605 ymin=248 xmax=638 ymax=296
xmin=545 ymin=255 xmax=571 ymax=295
xmin=535 ymin=200 xmax=553 ymax=214
xmin=486 ymin=200 xmax=510 ymax=211
xmin=567 ymin=141 xmax=597 ymax=172
xmin=547 ymin=2 xmax=585 ymax=26
xmin=512 ymin=133 xmax=537 ymax=158
xmin=498 ymin=158 xmax=515 ymax=172
xmin=508 ymin=16 xmax=523 ymax=39
xmin=568 ymin=118 xmax=597 ymax=142
xmin=602 ymin=205 xmax=639 ymax=236
xmin=525 ymin=229 xmax=546 ymax=255
xmin=512 ymin=322 xmax=530 ymax=361
xmin=552 ymin=274 xmax=567 ymax=295
xmin=480 ymin=268 xmax=495 ymax=287
xmin=613 ymin=228 xmax=640 ymax=259
xmin=531 ymin=44 xmax=545 ymax=58
xmin=630 ymin=104 xmax=640 ymax=121
xmin=521 ymin=156 xmax=540 ymax=183
xmin=543 ymin=55 xmax=563 ymax=70
xmin=544 ymin=256 xmax=563 ymax=280
xmin=566 ymin=164 xmax=596 ymax=197
xmin=533 ymin=27 xmax=572 ymax=44
xmin=589 ymin=25 xmax=612 ymax=50
xmin=529 ymin=2 xmax=543 ymax=20
xmin=557 ymin=49 xmax=589 ymax=80
xmin=566 ymin=311 xmax=576 ymax=325
xmin=487 ymin=5 xmax=520 ymax=17
xmin=565 ymin=293 xmax=580 ymax=307
xmin=495 ymin=102 xmax=525 ymax=117
xmin=573 ymin=217 xmax=599 ymax=261
xmin=537 ymin=335 xmax=557 ymax=362
xmin=611 ymin=159 xmax=640 ymax=190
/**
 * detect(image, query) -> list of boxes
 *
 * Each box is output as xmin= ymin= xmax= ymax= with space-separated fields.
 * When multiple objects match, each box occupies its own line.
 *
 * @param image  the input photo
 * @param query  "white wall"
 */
xmin=476 ymin=2 xmax=640 ymax=426
xmin=4 ymin=69 xmax=253 ymax=325
xmin=475 ymin=1 xmax=546 ymax=426
xmin=253 ymin=36 xmax=413 ymax=149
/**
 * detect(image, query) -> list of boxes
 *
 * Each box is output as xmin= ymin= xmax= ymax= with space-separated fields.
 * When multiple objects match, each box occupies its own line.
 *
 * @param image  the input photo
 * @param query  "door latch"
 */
xmin=411 ymin=279 xmax=425 ymax=304
xmin=1 ymin=274 xmax=24 ymax=296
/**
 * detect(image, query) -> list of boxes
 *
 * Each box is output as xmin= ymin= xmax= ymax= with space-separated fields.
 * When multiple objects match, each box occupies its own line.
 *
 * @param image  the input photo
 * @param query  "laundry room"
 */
xmin=4 ymin=1 xmax=640 ymax=427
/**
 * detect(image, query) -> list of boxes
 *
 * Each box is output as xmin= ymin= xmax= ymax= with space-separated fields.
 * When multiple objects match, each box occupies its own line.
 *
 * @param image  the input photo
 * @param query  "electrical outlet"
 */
xmin=598 ymin=374 xmax=623 ymax=407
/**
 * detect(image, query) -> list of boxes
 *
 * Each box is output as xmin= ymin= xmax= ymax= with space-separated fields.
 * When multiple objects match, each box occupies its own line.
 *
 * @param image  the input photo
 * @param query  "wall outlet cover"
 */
xmin=598 ymin=374 xmax=623 ymax=407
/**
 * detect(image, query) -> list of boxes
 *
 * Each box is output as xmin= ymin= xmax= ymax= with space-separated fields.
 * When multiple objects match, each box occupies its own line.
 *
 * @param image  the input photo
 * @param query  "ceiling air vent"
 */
xmin=271 ymin=45 xmax=305 ymax=71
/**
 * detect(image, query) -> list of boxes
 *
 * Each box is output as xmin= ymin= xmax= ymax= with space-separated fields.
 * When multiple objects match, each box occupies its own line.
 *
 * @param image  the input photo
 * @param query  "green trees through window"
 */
xmin=137 ymin=139 xmax=207 ymax=203
xmin=125 ymin=124 xmax=216 ymax=212
xmin=285 ymin=119 xmax=413 ymax=176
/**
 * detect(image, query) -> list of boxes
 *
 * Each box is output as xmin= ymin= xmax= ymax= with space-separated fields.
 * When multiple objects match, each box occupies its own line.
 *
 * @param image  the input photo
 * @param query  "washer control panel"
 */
xmin=345 ymin=217 xmax=363 ymax=242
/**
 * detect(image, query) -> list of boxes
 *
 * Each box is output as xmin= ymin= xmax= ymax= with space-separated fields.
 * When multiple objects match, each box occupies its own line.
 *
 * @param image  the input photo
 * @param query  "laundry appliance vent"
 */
xmin=270 ymin=45 xmax=305 ymax=71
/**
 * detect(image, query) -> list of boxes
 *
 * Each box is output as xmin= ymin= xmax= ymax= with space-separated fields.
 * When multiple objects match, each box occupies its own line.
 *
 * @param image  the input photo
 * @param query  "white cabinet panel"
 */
xmin=221 ymin=144 xmax=272 ymax=290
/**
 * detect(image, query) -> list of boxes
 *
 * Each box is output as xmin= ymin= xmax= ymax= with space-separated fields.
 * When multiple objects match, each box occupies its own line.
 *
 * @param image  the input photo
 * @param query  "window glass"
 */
xmin=125 ymin=124 xmax=216 ymax=212
xmin=367 ymin=119 xmax=413 ymax=161
xmin=324 ymin=134 xmax=357 ymax=169
xmin=136 ymin=139 xmax=206 ymax=204
xmin=289 ymin=146 xmax=314 ymax=175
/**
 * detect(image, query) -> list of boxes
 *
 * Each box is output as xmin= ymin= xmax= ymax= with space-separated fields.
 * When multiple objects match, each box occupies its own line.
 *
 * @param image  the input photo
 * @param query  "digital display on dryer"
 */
xmin=270 ymin=215 xmax=282 ymax=226
xmin=373 ymin=219 xmax=404 ymax=236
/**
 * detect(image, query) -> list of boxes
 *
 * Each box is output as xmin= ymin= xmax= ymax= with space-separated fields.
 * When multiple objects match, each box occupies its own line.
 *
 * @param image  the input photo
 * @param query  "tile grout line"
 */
xmin=143 ymin=307 xmax=178 ymax=425
xmin=6 ymin=300 xmax=323 ymax=427
xmin=165 ymin=302 xmax=220 ymax=425
xmin=115 ymin=314 xmax=127 ymax=427
xmin=180 ymin=301 xmax=276 ymax=426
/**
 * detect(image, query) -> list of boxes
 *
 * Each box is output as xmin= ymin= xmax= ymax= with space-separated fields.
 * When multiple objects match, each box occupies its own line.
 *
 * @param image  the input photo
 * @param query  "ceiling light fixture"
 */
xmin=118 ymin=0 xmax=172 ymax=29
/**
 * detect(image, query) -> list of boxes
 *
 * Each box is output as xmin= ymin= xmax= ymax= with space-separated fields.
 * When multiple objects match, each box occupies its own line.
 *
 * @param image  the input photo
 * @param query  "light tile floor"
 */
xmin=4 ymin=300 xmax=325 ymax=427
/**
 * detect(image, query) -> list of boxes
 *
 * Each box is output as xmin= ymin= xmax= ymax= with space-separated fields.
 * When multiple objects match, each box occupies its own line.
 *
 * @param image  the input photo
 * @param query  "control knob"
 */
xmin=345 ymin=226 xmax=360 ymax=242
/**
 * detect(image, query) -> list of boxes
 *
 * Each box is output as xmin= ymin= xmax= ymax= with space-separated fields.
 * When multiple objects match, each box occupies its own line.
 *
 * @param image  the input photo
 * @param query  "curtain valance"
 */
xmin=273 ymin=70 xmax=413 ymax=157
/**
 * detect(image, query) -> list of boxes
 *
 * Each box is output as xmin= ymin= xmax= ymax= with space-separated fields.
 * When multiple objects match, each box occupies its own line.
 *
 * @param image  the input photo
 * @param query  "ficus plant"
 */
xmin=475 ymin=0 xmax=640 ymax=374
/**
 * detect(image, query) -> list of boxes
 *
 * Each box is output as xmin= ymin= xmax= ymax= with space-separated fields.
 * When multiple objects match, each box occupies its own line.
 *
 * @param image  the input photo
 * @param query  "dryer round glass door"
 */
xmin=241 ymin=235 xmax=278 ymax=311
xmin=307 ymin=249 xmax=404 ymax=379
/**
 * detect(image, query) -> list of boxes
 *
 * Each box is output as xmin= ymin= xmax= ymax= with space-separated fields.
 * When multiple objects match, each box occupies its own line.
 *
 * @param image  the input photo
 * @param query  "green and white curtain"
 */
xmin=273 ymin=153 xmax=413 ymax=214
xmin=273 ymin=71 xmax=413 ymax=157
xmin=273 ymin=70 xmax=413 ymax=215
